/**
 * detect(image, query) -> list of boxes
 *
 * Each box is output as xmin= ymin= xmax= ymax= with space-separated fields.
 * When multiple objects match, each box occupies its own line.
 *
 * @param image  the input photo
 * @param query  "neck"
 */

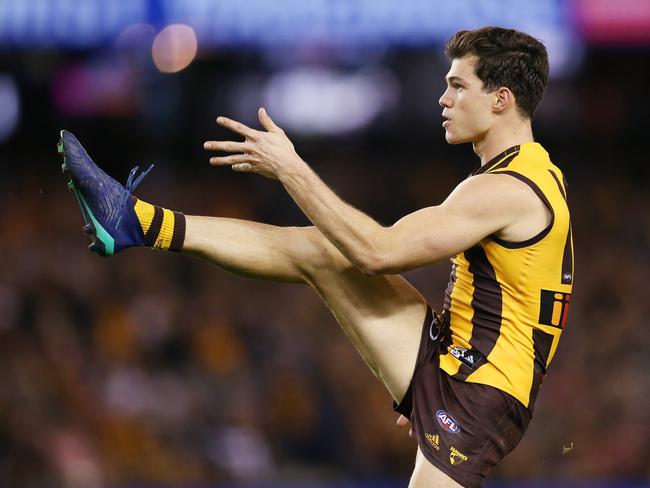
xmin=473 ymin=119 xmax=534 ymax=165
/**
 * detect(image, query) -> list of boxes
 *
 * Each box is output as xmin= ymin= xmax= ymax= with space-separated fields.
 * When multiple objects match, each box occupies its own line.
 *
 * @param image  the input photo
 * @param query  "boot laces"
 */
xmin=116 ymin=164 xmax=154 ymax=230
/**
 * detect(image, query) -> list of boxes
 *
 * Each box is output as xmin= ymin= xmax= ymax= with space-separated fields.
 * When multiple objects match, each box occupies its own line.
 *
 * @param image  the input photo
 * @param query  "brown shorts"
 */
xmin=394 ymin=307 xmax=532 ymax=488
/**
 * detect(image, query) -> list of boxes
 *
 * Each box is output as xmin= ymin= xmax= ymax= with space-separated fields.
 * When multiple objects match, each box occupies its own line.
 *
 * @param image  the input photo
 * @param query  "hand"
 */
xmin=396 ymin=414 xmax=414 ymax=438
xmin=204 ymin=108 xmax=304 ymax=180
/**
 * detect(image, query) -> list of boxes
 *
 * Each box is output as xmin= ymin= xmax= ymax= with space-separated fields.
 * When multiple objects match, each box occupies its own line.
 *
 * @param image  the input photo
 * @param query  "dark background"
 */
xmin=0 ymin=1 xmax=649 ymax=486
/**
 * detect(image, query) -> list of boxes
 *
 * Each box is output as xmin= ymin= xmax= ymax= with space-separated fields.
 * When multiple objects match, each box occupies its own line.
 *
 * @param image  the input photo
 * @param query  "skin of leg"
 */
xmin=409 ymin=447 xmax=463 ymax=488
xmin=185 ymin=216 xmax=462 ymax=484
xmin=183 ymin=215 xmax=426 ymax=402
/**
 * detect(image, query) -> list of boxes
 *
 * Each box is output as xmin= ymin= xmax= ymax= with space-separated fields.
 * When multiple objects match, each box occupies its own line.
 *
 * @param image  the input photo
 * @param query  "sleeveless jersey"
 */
xmin=439 ymin=142 xmax=574 ymax=411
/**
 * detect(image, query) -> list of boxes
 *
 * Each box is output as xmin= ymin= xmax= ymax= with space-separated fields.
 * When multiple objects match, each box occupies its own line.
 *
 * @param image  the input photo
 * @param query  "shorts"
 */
xmin=394 ymin=307 xmax=532 ymax=488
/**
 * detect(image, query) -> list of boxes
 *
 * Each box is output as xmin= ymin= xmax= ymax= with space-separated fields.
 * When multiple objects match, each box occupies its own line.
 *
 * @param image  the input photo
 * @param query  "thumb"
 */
xmin=258 ymin=107 xmax=281 ymax=132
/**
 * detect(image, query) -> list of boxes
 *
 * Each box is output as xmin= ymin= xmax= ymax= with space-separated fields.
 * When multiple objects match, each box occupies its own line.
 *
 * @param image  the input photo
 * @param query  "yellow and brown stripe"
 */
xmin=439 ymin=142 xmax=573 ymax=412
xmin=134 ymin=198 xmax=186 ymax=252
xmin=547 ymin=169 xmax=574 ymax=284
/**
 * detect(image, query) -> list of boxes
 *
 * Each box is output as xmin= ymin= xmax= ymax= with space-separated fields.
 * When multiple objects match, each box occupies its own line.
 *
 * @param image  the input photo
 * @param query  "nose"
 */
xmin=439 ymin=91 xmax=452 ymax=108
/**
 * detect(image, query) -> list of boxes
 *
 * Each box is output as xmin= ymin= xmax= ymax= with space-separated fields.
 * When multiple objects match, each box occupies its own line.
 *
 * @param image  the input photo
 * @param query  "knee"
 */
xmin=295 ymin=227 xmax=355 ymax=282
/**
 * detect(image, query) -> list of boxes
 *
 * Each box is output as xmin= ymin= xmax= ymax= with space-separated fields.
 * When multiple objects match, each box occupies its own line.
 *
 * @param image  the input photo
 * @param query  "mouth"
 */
xmin=442 ymin=115 xmax=451 ymax=128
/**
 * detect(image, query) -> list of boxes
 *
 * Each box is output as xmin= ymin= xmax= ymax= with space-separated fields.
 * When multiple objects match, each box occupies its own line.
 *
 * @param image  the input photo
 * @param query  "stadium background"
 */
xmin=1 ymin=0 xmax=649 ymax=487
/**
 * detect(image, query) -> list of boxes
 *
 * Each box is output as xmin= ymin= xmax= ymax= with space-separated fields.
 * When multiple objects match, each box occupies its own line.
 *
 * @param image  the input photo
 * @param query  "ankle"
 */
xmin=133 ymin=198 xmax=185 ymax=251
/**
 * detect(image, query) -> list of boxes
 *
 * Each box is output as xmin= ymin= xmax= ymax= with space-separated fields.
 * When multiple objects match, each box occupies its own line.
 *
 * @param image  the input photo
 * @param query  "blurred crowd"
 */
xmin=0 ymin=138 xmax=648 ymax=487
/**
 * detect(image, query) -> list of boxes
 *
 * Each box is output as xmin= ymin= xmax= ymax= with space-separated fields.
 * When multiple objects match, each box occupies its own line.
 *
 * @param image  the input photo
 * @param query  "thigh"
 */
xmin=409 ymin=447 xmax=463 ymax=488
xmin=302 ymin=231 xmax=429 ymax=403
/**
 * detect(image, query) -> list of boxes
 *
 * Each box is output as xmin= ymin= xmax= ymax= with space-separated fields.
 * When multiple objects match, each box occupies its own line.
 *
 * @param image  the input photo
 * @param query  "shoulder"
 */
xmin=443 ymin=173 xmax=540 ymax=217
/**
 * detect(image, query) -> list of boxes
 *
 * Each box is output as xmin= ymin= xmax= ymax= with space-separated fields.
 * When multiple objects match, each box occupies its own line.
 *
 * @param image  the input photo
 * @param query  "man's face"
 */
xmin=439 ymin=55 xmax=495 ymax=145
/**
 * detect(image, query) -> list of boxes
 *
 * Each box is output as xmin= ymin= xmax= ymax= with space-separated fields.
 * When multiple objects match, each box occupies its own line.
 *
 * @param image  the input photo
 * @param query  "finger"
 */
xmin=409 ymin=428 xmax=414 ymax=438
xmin=396 ymin=415 xmax=410 ymax=427
xmin=209 ymin=154 xmax=249 ymax=166
xmin=232 ymin=163 xmax=253 ymax=172
xmin=216 ymin=116 xmax=258 ymax=139
xmin=204 ymin=140 xmax=251 ymax=153
xmin=258 ymin=107 xmax=282 ymax=133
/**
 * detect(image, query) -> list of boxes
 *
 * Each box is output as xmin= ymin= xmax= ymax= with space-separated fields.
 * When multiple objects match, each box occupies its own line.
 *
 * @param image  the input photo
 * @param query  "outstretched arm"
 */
xmin=204 ymin=109 xmax=537 ymax=274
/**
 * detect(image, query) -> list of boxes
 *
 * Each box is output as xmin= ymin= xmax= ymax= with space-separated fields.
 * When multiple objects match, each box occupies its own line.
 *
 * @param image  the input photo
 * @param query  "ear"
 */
xmin=493 ymin=87 xmax=514 ymax=114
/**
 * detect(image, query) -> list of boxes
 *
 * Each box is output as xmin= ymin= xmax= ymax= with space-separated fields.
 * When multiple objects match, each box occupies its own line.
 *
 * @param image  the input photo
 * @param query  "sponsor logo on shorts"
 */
xmin=449 ymin=345 xmax=481 ymax=369
xmin=449 ymin=446 xmax=468 ymax=465
xmin=435 ymin=410 xmax=461 ymax=434
xmin=539 ymin=289 xmax=571 ymax=329
xmin=425 ymin=432 xmax=440 ymax=451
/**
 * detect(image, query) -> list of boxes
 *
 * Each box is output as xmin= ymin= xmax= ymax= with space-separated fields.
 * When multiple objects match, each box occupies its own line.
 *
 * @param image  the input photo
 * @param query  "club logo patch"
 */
xmin=436 ymin=410 xmax=461 ymax=434
xmin=539 ymin=289 xmax=571 ymax=329
xmin=449 ymin=446 xmax=468 ymax=465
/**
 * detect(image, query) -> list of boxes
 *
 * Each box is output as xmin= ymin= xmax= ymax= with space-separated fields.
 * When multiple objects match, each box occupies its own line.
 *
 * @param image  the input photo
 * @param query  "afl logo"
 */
xmin=436 ymin=410 xmax=461 ymax=434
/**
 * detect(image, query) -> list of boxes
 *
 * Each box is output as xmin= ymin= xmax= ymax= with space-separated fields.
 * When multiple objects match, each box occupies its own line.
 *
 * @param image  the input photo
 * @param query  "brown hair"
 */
xmin=445 ymin=27 xmax=549 ymax=119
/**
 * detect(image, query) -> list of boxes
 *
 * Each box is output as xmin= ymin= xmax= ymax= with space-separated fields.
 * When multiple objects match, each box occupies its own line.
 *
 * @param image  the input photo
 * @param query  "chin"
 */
xmin=444 ymin=131 xmax=469 ymax=145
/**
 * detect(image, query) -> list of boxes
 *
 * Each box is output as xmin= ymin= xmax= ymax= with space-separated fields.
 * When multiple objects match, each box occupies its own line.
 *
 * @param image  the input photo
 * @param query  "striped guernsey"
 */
xmin=439 ymin=142 xmax=574 ymax=410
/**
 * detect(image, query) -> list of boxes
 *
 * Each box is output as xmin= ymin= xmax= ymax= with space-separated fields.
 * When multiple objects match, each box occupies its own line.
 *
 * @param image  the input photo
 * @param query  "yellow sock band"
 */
xmin=154 ymin=208 xmax=175 ymax=250
xmin=132 ymin=198 xmax=186 ymax=252
xmin=134 ymin=199 xmax=156 ymax=234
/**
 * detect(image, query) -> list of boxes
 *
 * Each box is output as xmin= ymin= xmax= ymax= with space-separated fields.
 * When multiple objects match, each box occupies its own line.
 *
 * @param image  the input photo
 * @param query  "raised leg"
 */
xmin=183 ymin=215 xmax=427 ymax=402
xmin=191 ymin=219 xmax=466 ymax=486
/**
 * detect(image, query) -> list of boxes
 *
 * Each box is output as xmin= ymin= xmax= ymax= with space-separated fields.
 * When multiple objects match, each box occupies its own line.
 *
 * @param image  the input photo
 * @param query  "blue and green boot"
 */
xmin=58 ymin=130 xmax=153 ymax=256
